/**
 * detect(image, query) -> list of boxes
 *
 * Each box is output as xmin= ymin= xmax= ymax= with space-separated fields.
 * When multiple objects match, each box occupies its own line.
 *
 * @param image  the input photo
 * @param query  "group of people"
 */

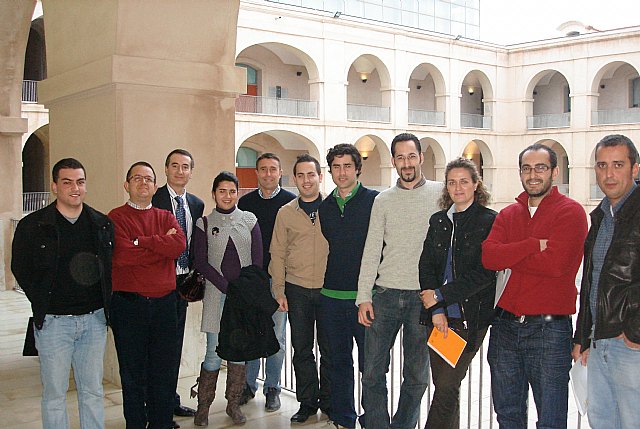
xmin=11 ymin=132 xmax=640 ymax=429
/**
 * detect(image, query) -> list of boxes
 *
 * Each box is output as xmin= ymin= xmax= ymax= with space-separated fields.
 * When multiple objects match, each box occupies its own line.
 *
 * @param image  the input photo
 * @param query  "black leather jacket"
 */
xmin=574 ymin=187 xmax=640 ymax=350
xmin=419 ymin=202 xmax=497 ymax=349
xmin=11 ymin=202 xmax=114 ymax=329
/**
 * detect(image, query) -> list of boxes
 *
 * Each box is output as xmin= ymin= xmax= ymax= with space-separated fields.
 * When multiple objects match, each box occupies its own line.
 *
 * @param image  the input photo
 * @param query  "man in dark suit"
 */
xmin=152 ymin=149 xmax=205 ymax=427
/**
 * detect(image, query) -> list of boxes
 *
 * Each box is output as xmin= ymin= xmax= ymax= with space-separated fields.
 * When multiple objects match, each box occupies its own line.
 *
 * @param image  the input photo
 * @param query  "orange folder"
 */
xmin=427 ymin=327 xmax=467 ymax=368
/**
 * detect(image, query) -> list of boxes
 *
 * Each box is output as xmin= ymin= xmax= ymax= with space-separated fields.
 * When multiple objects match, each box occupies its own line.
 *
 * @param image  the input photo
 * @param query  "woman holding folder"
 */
xmin=418 ymin=157 xmax=497 ymax=429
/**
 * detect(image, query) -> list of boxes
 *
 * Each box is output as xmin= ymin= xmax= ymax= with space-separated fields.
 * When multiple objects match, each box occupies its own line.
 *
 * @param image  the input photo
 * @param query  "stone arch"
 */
xmin=353 ymin=134 xmax=391 ymax=189
xmin=524 ymin=70 xmax=572 ymax=125
xmin=24 ymin=16 xmax=46 ymax=82
xmin=22 ymin=126 xmax=50 ymax=193
xmin=346 ymin=54 xmax=392 ymax=121
xmin=461 ymin=139 xmax=494 ymax=190
xmin=534 ymin=138 xmax=570 ymax=195
xmin=420 ymin=137 xmax=446 ymax=181
xmin=459 ymin=70 xmax=494 ymax=128
xmin=591 ymin=61 xmax=640 ymax=117
xmin=236 ymin=130 xmax=320 ymax=193
xmin=408 ymin=63 xmax=447 ymax=124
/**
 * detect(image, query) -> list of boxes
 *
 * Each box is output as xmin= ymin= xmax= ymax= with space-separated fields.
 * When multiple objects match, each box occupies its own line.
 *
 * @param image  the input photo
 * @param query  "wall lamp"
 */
xmin=360 ymin=72 xmax=369 ymax=83
xmin=334 ymin=11 xmax=342 ymax=18
xmin=468 ymin=86 xmax=474 ymax=95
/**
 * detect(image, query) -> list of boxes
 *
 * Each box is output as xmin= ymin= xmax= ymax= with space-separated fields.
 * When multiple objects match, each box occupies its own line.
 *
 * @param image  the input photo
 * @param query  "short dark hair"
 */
xmin=212 ymin=171 xmax=239 ymax=192
xmin=293 ymin=154 xmax=321 ymax=175
xmin=326 ymin=144 xmax=362 ymax=177
xmin=518 ymin=143 xmax=558 ymax=169
xmin=52 ymin=158 xmax=86 ymax=182
xmin=595 ymin=134 xmax=639 ymax=165
xmin=165 ymin=149 xmax=195 ymax=169
xmin=256 ymin=153 xmax=281 ymax=169
xmin=126 ymin=161 xmax=156 ymax=183
xmin=439 ymin=157 xmax=491 ymax=209
xmin=391 ymin=133 xmax=421 ymax=156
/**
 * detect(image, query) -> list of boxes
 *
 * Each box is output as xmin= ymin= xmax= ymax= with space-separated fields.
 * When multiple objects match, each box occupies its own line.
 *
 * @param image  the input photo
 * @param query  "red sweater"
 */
xmin=109 ymin=204 xmax=186 ymax=297
xmin=482 ymin=187 xmax=587 ymax=315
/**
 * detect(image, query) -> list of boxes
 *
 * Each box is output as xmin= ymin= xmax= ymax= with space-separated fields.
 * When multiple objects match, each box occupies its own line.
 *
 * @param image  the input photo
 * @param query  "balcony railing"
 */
xmin=22 ymin=80 xmax=38 ymax=103
xmin=347 ymin=103 xmax=391 ymax=122
xmin=408 ymin=109 xmax=446 ymax=126
xmin=592 ymin=107 xmax=640 ymax=125
xmin=527 ymin=112 xmax=570 ymax=129
xmin=461 ymin=113 xmax=491 ymax=129
xmin=235 ymin=95 xmax=318 ymax=118
xmin=23 ymin=192 xmax=50 ymax=213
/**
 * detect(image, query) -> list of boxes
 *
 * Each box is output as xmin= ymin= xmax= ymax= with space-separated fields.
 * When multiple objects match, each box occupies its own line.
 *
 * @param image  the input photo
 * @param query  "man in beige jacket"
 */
xmin=269 ymin=154 xmax=330 ymax=424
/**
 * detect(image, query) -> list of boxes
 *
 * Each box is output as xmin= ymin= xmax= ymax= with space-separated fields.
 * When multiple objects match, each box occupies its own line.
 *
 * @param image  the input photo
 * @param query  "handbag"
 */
xmin=177 ymin=216 xmax=208 ymax=302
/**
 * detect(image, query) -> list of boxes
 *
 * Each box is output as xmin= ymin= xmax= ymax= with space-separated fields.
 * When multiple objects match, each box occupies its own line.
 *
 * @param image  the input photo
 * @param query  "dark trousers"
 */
xmin=286 ymin=283 xmax=331 ymax=411
xmin=425 ymin=325 xmax=488 ymax=429
xmin=111 ymin=291 xmax=178 ymax=429
xmin=319 ymin=295 xmax=365 ymax=429
xmin=172 ymin=276 xmax=189 ymax=408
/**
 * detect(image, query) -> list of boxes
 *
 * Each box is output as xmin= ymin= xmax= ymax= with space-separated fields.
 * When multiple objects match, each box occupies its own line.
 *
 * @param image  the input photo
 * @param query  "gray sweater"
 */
xmin=356 ymin=181 xmax=441 ymax=305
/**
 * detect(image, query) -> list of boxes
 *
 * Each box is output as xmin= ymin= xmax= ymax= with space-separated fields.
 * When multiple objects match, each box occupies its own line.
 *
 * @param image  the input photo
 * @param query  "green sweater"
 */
xmin=355 ymin=181 xmax=441 ymax=305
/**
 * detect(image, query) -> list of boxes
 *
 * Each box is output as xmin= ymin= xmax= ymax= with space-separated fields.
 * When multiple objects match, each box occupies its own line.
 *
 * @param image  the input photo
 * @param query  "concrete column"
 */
xmin=0 ymin=0 xmax=35 ymax=291
xmin=39 ymin=0 xmax=244 ymax=384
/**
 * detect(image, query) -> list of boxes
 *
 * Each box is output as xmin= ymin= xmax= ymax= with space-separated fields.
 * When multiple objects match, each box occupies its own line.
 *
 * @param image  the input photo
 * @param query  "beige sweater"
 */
xmin=269 ymin=198 xmax=329 ymax=299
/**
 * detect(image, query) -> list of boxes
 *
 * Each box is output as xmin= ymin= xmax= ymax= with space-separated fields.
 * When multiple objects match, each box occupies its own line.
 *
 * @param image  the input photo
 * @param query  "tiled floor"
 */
xmin=0 ymin=290 xmax=331 ymax=429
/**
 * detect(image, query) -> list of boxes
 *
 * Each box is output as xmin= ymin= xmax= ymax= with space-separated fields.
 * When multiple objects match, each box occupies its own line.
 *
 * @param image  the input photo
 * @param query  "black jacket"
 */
xmin=575 ymin=186 xmax=640 ymax=350
xmin=418 ymin=202 xmax=497 ymax=349
xmin=216 ymin=265 xmax=280 ymax=361
xmin=152 ymin=184 xmax=205 ymax=269
xmin=11 ymin=202 xmax=114 ymax=329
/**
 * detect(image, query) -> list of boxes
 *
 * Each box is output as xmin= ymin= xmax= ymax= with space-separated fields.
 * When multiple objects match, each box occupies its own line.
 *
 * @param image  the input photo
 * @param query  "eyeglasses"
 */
xmin=128 ymin=175 xmax=155 ymax=183
xmin=520 ymin=164 xmax=550 ymax=174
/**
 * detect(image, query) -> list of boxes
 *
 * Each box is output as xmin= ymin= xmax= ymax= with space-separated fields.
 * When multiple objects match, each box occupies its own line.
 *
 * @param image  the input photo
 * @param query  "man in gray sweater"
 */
xmin=356 ymin=133 xmax=441 ymax=429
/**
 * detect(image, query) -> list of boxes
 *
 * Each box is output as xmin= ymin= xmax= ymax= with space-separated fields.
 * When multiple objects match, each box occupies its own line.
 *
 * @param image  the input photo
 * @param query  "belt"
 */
xmin=497 ymin=308 xmax=570 ymax=324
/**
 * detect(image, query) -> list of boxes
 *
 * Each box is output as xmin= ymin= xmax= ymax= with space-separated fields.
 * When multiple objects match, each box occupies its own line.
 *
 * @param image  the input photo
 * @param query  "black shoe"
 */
xmin=239 ymin=383 xmax=255 ymax=405
xmin=265 ymin=387 xmax=281 ymax=412
xmin=173 ymin=404 xmax=196 ymax=417
xmin=290 ymin=405 xmax=318 ymax=423
xmin=170 ymin=421 xmax=180 ymax=429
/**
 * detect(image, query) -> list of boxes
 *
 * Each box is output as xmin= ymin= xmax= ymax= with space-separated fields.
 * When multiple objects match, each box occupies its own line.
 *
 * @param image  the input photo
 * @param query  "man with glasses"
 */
xmin=482 ymin=143 xmax=587 ymax=429
xmin=109 ymin=162 xmax=187 ymax=429
xmin=356 ymin=133 xmax=440 ymax=429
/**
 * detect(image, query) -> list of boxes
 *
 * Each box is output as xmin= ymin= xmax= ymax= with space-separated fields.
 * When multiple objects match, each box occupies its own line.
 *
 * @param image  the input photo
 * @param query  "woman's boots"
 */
xmin=191 ymin=365 xmax=219 ymax=426
xmin=225 ymin=363 xmax=247 ymax=425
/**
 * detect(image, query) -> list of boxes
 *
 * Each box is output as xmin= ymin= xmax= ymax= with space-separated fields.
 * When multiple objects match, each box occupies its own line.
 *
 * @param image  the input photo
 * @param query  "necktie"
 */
xmin=175 ymin=195 xmax=189 ymax=269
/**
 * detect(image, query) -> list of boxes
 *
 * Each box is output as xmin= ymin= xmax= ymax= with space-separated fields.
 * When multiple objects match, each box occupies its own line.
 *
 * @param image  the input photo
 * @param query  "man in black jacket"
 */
xmin=12 ymin=158 xmax=113 ymax=429
xmin=152 ymin=149 xmax=205 ymax=424
xmin=573 ymin=134 xmax=640 ymax=429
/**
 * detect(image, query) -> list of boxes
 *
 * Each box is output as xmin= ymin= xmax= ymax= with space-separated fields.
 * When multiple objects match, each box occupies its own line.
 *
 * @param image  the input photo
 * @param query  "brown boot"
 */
xmin=190 ymin=364 xmax=219 ymax=426
xmin=225 ymin=363 xmax=247 ymax=425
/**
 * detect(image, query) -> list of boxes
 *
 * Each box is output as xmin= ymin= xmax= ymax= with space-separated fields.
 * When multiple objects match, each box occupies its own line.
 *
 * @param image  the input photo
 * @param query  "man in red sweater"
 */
xmin=109 ymin=161 xmax=186 ymax=429
xmin=482 ymin=144 xmax=587 ymax=429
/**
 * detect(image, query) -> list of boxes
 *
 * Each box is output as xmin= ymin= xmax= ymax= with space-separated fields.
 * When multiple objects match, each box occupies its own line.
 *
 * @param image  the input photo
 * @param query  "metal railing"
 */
xmin=408 ymin=109 xmax=446 ymax=126
xmin=461 ymin=113 xmax=491 ymax=129
xmin=235 ymin=95 xmax=318 ymax=118
xmin=22 ymin=80 xmax=38 ymax=103
xmin=347 ymin=103 xmax=391 ymax=122
xmin=23 ymin=192 xmax=50 ymax=213
xmin=527 ymin=112 xmax=570 ymax=129
xmin=592 ymin=108 xmax=640 ymax=125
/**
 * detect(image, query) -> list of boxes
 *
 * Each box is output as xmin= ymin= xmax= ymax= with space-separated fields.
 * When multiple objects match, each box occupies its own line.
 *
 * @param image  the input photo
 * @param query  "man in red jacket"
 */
xmin=482 ymin=144 xmax=587 ymax=429
xmin=109 ymin=161 xmax=186 ymax=429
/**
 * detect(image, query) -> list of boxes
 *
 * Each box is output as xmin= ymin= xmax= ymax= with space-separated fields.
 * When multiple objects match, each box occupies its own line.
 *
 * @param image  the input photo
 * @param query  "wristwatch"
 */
xmin=433 ymin=292 xmax=439 ymax=303
xmin=133 ymin=238 xmax=139 ymax=246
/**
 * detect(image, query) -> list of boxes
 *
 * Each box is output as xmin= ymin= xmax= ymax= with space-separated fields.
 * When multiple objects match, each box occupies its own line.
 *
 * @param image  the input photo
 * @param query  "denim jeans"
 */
xmin=487 ymin=316 xmax=572 ymax=429
xmin=286 ymin=283 xmax=331 ymax=411
xmin=362 ymin=287 xmax=429 ymax=429
xmin=587 ymin=336 xmax=640 ymax=429
xmin=246 ymin=283 xmax=287 ymax=395
xmin=111 ymin=292 xmax=177 ymax=429
xmin=319 ymin=295 xmax=365 ymax=429
xmin=426 ymin=326 xmax=487 ymax=429
xmin=34 ymin=308 xmax=107 ymax=429
xmin=203 ymin=294 xmax=243 ymax=371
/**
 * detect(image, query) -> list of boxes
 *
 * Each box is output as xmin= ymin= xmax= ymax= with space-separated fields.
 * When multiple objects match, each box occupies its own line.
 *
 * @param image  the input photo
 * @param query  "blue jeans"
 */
xmin=111 ymin=292 xmax=177 ymax=429
xmin=34 ymin=308 xmax=107 ymax=429
xmin=362 ymin=287 xmax=429 ymax=429
xmin=246 ymin=285 xmax=287 ymax=395
xmin=487 ymin=316 xmax=572 ymax=429
xmin=587 ymin=336 xmax=640 ymax=429
xmin=320 ymin=295 xmax=365 ymax=429
xmin=203 ymin=294 xmax=243 ymax=371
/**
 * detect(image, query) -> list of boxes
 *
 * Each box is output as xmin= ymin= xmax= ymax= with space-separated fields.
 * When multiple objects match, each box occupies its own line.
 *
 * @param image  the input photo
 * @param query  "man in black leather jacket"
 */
xmin=573 ymin=134 xmax=640 ymax=429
